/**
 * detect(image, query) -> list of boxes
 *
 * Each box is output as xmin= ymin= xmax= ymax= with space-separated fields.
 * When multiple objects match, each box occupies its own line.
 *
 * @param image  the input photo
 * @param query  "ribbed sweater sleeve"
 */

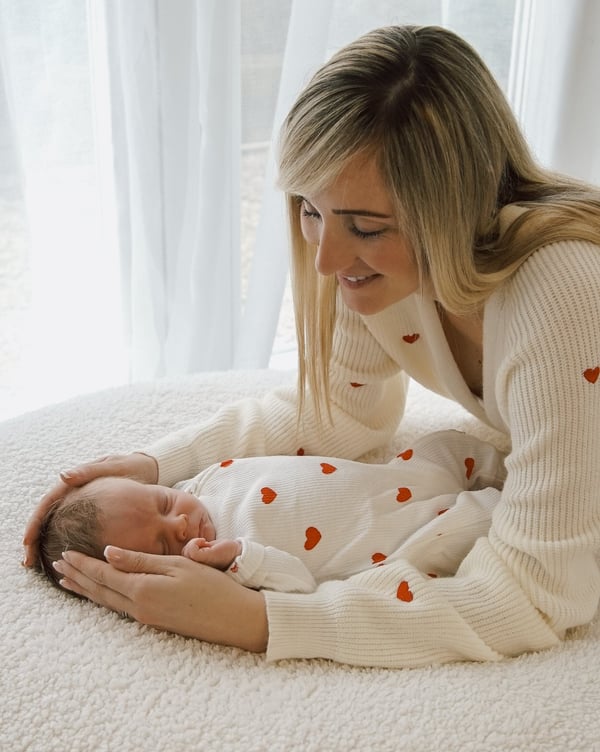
xmin=143 ymin=298 xmax=408 ymax=487
xmin=264 ymin=240 xmax=600 ymax=667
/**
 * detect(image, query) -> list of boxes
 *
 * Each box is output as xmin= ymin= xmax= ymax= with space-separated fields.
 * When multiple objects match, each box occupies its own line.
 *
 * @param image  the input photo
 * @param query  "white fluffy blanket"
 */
xmin=2 ymin=370 xmax=599 ymax=752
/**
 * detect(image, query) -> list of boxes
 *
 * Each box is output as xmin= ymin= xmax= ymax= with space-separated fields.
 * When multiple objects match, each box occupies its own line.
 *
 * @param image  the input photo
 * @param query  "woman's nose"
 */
xmin=314 ymin=225 xmax=353 ymax=276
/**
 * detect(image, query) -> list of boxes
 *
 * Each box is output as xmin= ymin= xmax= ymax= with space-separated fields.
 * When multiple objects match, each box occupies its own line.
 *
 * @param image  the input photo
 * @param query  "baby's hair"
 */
xmin=38 ymin=486 xmax=106 ymax=593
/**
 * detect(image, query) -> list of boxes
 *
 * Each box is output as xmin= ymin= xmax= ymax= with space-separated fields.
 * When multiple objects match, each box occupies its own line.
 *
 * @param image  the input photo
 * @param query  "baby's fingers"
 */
xmin=182 ymin=539 xmax=212 ymax=562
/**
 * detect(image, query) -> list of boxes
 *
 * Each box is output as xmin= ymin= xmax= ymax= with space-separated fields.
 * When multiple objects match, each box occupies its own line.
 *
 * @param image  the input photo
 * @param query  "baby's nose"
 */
xmin=172 ymin=513 xmax=189 ymax=542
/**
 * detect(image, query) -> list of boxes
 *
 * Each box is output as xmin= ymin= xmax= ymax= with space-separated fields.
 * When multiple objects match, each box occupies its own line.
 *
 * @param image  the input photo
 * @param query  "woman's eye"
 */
xmin=350 ymin=224 xmax=385 ymax=239
xmin=300 ymin=199 xmax=320 ymax=220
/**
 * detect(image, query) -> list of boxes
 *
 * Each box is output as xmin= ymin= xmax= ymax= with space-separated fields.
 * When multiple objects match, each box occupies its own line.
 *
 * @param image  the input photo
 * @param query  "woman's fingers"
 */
xmin=55 ymin=548 xmax=178 ymax=614
xmin=22 ymin=479 xmax=71 ymax=566
xmin=103 ymin=545 xmax=179 ymax=574
xmin=53 ymin=553 xmax=135 ymax=616
xmin=60 ymin=452 xmax=158 ymax=487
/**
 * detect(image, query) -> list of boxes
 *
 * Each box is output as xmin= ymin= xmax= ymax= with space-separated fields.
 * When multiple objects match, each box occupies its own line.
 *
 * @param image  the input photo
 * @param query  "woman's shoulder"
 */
xmin=486 ymin=239 xmax=600 ymax=354
xmin=497 ymin=238 xmax=600 ymax=308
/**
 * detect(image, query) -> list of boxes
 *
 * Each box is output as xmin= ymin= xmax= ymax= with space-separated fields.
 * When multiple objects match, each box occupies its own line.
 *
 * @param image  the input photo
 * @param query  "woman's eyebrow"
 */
xmin=332 ymin=208 xmax=392 ymax=218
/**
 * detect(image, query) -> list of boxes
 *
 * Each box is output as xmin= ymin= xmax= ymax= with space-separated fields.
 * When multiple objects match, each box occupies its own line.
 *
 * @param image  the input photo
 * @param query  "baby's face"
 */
xmin=90 ymin=477 xmax=216 ymax=556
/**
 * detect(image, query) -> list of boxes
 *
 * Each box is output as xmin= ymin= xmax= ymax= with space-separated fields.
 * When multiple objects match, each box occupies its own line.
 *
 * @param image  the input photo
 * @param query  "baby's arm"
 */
xmin=183 ymin=537 xmax=317 ymax=594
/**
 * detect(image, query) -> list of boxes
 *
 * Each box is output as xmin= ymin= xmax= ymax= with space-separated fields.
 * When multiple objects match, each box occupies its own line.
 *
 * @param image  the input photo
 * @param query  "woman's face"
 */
xmin=299 ymin=155 xmax=419 ymax=315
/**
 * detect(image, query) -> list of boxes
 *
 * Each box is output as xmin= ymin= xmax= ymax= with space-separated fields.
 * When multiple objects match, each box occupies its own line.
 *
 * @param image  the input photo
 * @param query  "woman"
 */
xmin=24 ymin=25 xmax=600 ymax=668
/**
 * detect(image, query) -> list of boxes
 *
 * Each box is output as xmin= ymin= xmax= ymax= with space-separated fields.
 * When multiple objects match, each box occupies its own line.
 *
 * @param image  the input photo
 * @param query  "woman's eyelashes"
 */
xmin=350 ymin=224 xmax=385 ymax=239
xmin=300 ymin=198 xmax=386 ymax=239
xmin=300 ymin=198 xmax=320 ymax=220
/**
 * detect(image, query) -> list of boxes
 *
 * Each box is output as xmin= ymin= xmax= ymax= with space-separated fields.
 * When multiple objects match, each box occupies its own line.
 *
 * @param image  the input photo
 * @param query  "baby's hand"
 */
xmin=181 ymin=538 xmax=241 ymax=571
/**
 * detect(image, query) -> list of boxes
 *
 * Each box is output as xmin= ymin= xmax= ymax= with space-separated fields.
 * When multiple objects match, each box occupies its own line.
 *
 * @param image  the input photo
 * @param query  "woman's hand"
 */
xmin=23 ymin=452 xmax=158 ymax=568
xmin=52 ymin=546 xmax=268 ymax=652
xmin=181 ymin=538 xmax=242 ymax=570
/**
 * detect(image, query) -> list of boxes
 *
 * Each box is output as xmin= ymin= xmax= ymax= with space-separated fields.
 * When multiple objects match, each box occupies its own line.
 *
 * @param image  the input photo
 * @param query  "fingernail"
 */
xmin=62 ymin=551 xmax=73 ymax=563
xmin=53 ymin=560 xmax=65 ymax=573
xmin=60 ymin=470 xmax=74 ymax=481
xmin=104 ymin=545 xmax=121 ymax=561
xmin=59 ymin=578 xmax=74 ymax=591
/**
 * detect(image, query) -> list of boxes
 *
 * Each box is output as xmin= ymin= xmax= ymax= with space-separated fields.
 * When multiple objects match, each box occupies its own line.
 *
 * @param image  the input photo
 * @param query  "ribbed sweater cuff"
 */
xmin=264 ymin=588 xmax=340 ymax=662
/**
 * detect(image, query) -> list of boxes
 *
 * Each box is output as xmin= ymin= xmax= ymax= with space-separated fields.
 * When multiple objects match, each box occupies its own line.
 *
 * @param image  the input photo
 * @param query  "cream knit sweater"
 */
xmin=145 ymin=239 xmax=600 ymax=667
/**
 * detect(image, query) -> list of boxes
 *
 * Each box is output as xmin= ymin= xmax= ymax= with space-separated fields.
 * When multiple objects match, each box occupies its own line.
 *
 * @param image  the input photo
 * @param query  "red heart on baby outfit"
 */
xmin=261 ymin=487 xmax=277 ymax=504
xmin=350 ymin=382 xmax=365 ymax=388
xmin=396 ymin=580 xmax=414 ymax=602
xmin=397 ymin=449 xmax=413 ymax=461
xmin=464 ymin=457 xmax=475 ymax=480
xmin=220 ymin=459 xmax=234 ymax=467
xmin=396 ymin=487 xmax=412 ymax=503
xmin=402 ymin=333 xmax=420 ymax=344
xmin=304 ymin=526 xmax=322 ymax=550
xmin=371 ymin=552 xmax=387 ymax=564
xmin=584 ymin=367 xmax=600 ymax=384
xmin=297 ymin=448 xmax=305 ymax=456
xmin=320 ymin=463 xmax=337 ymax=474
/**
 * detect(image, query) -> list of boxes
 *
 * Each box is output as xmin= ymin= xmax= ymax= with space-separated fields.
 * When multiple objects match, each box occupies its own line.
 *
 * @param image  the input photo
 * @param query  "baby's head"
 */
xmin=39 ymin=477 xmax=216 ymax=592
xmin=39 ymin=482 xmax=105 ymax=591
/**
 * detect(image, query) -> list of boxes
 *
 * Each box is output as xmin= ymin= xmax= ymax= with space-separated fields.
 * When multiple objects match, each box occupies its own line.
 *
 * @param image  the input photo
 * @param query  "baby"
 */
xmin=39 ymin=430 xmax=506 ymax=594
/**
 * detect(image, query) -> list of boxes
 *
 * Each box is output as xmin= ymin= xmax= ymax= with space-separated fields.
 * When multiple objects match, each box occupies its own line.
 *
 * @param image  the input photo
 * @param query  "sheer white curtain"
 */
xmin=508 ymin=0 xmax=600 ymax=184
xmin=100 ymin=0 xmax=241 ymax=378
xmin=0 ymin=0 xmax=127 ymax=413
xmin=235 ymin=0 xmax=333 ymax=368
xmin=0 ymin=0 xmax=599 ymax=420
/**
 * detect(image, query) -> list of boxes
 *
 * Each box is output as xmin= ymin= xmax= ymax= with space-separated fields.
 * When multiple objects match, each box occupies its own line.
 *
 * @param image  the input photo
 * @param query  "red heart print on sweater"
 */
xmin=402 ymin=333 xmax=420 ymax=344
xmin=396 ymin=580 xmax=414 ymax=602
xmin=464 ymin=457 xmax=475 ymax=480
xmin=220 ymin=459 xmax=234 ymax=467
xmin=397 ymin=449 xmax=413 ymax=461
xmin=261 ymin=487 xmax=277 ymax=504
xmin=584 ymin=367 xmax=600 ymax=384
xmin=320 ymin=462 xmax=337 ymax=474
xmin=371 ymin=552 xmax=387 ymax=564
xmin=304 ymin=527 xmax=322 ymax=550
xmin=396 ymin=487 xmax=412 ymax=503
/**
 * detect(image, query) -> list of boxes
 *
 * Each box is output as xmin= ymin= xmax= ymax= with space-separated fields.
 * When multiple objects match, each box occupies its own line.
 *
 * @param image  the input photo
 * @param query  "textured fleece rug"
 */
xmin=1 ymin=370 xmax=599 ymax=752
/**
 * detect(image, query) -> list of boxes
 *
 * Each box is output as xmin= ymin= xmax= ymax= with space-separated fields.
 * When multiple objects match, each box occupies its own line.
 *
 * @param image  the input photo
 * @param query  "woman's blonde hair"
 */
xmin=277 ymin=25 xmax=600 ymax=420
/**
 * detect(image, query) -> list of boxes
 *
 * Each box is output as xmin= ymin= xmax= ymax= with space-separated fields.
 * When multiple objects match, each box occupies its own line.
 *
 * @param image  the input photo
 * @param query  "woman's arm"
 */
xmin=53 ymin=546 xmax=268 ymax=652
xmin=263 ymin=241 xmax=600 ymax=667
xmin=145 ymin=298 xmax=407 ymax=488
